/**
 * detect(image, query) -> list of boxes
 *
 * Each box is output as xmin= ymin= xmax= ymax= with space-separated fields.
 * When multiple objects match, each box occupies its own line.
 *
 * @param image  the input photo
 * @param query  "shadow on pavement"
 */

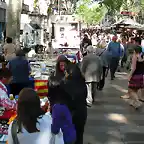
xmin=84 ymin=73 xmax=144 ymax=144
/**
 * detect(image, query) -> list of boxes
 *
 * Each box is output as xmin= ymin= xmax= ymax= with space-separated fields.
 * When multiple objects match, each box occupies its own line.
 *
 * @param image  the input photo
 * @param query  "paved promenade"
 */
xmin=84 ymin=72 xmax=144 ymax=144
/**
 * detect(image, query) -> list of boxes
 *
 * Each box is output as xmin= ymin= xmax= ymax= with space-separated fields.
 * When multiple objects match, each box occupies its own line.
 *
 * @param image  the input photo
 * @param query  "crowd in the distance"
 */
xmin=1 ymin=29 xmax=144 ymax=144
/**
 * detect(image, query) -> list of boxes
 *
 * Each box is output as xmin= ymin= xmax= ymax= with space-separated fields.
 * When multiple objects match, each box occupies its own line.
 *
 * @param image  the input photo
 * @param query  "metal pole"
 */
xmin=58 ymin=0 xmax=60 ymax=15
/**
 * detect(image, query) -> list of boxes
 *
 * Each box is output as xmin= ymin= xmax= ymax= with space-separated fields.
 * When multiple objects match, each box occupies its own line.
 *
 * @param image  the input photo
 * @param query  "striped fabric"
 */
xmin=34 ymin=80 xmax=48 ymax=98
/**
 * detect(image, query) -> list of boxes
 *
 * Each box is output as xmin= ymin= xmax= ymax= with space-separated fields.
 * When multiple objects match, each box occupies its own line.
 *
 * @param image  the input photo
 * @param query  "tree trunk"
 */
xmin=6 ymin=0 xmax=22 ymax=48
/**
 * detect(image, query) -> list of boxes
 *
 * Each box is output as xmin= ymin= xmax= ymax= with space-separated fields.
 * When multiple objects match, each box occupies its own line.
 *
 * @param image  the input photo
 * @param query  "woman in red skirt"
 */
xmin=128 ymin=46 xmax=144 ymax=109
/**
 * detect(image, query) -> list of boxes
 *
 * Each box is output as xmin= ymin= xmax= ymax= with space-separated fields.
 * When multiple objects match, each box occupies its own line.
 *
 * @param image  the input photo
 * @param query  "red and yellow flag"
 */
xmin=34 ymin=80 xmax=48 ymax=98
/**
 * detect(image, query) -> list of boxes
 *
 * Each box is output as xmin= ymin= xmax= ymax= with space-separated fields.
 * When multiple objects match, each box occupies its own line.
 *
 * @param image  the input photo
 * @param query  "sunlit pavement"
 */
xmin=84 ymin=72 xmax=144 ymax=144
xmin=1 ymin=72 xmax=144 ymax=144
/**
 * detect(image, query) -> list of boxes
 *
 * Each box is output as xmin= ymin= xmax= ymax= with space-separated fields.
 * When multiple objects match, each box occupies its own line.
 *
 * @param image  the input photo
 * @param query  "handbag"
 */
xmin=11 ymin=119 xmax=19 ymax=144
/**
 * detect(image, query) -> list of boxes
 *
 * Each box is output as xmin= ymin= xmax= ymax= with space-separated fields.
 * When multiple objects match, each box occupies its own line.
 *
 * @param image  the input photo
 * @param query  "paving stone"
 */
xmin=84 ymin=132 xmax=123 ymax=144
xmin=86 ymin=119 xmax=127 ymax=127
xmin=84 ymin=73 xmax=144 ymax=143
xmin=122 ymin=133 xmax=144 ymax=143
xmin=124 ymin=142 xmax=144 ymax=144
xmin=119 ymin=125 xmax=144 ymax=133
xmin=85 ymin=126 xmax=119 ymax=133
xmin=93 ymin=99 xmax=129 ymax=106
xmin=131 ymin=120 xmax=144 ymax=126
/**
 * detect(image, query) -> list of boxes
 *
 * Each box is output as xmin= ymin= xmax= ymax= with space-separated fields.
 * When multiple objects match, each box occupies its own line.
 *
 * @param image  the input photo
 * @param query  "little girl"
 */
xmin=51 ymin=101 xmax=76 ymax=144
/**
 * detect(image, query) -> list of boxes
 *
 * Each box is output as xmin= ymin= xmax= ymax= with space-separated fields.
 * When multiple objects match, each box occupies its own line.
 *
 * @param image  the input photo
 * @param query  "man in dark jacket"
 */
xmin=7 ymin=49 xmax=31 ymax=95
xmin=48 ymin=55 xmax=87 ymax=144
xmin=81 ymin=34 xmax=92 ymax=47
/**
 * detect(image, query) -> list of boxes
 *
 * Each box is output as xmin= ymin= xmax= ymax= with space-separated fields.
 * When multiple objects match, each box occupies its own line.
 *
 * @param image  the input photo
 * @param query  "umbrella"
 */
xmin=125 ymin=25 xmax=143 ymax=30
xmin=112 ymin=18 xmax=141 ymax=27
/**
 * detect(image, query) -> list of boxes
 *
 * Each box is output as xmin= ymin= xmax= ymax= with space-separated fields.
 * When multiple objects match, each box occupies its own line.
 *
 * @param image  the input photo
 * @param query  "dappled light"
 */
xmin=106 ymin=113 xmax=128 ymax=124
xmin=115 ymin=72 xmax=128 ymax=80
xmin=116 ymin=74 xmax=128 ymax=80
xmin=111 ymin=84 xmax=128 ymax=93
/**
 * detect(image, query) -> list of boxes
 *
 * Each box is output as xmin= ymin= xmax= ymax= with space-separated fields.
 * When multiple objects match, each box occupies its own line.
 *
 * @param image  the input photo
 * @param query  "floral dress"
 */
xmin=0 ymin=81 xmax=16 ymax=135
xmin=0 ymin=81 xmax=16 ymax=111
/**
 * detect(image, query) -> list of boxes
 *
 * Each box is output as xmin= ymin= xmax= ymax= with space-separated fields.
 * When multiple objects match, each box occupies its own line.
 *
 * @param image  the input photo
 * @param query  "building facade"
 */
xmin=0 ymin=0 xmax=6 ymax=40
xmin=21 ymin=0 xmax=48 ymax=46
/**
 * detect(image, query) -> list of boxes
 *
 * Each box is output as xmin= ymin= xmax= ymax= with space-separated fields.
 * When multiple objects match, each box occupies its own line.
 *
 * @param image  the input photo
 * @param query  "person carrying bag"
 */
xmin=7 ymin=88 xmax=64 ymax=144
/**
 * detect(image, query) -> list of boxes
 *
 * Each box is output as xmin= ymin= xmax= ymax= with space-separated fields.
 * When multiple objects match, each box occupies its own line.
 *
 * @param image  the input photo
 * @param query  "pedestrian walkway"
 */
xmin=84 ymin=72 xmax=144 ymax=144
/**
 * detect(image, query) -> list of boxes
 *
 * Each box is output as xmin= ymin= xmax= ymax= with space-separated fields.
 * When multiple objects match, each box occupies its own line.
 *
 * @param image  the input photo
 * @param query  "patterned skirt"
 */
xmin=128 ymin=74 xmax=144 ymax=89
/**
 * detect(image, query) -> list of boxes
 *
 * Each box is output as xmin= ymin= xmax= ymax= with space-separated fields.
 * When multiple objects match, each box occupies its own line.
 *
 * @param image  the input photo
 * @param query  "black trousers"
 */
xmin=97 ymin=66 xmax=107 ymax=90
xmin=73 ymin=107 xmax=87 ymax=144
xmin=9 ymin=82 xmax=32 ymax=96
xmin=121 ymin=54 xmax=127 ymax=67
xmin=109 ymin=57 xmax=120 ymax=79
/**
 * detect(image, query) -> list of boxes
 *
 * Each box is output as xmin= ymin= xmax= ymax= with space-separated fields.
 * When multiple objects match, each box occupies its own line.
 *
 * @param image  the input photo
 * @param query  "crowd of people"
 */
xmin=0 ymin=36 xmax=87 ymax=144
xmin=81 ymin=31 xmax=144 ymax=109
xmin=0 ymin=29 xmax=144 ymax=144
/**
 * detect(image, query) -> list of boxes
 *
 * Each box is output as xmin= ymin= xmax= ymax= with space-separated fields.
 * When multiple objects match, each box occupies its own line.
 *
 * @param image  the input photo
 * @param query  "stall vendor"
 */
xmin=0 ymin=68 xmax=16 ymax=118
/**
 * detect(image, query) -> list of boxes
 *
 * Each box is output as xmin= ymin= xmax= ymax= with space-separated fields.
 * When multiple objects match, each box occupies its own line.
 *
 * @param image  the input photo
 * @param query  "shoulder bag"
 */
xmin=11 ymin=119 xmax=19 ymax=144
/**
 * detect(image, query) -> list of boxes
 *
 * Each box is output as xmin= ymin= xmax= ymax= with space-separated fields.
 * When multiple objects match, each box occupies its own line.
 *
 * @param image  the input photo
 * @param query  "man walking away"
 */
xmin=81 ymin=46 xmax=103 ymax=106
xmin=107 ymin=36 xmax=123 ymax=80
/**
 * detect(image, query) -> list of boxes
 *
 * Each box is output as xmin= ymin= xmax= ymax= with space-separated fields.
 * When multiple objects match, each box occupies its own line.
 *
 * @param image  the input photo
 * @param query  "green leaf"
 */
xmin=75 ymin=1 xmax=107 ymax=24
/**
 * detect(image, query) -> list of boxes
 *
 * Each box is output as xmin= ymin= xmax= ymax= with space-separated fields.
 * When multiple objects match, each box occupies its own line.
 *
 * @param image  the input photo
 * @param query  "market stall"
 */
xmin=0 ymin=51 xmax=79 ymax=143
xmin=0 ymin=56 xmax=55 ymax=143
xmin=112 ymin=18 xmax=141 ymax=27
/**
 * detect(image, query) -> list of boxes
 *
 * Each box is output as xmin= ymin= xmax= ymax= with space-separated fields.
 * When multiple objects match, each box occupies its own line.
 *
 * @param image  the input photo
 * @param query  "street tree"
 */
xmin=120 ymin=0 xmax=139 ymax=13
xmin=6 ymin=0 xmax=22 ymax=48
xmin=100 ymin=0 xmax=123 ymax=14
xmin=76 ymin=0 xmax=107 ymax=25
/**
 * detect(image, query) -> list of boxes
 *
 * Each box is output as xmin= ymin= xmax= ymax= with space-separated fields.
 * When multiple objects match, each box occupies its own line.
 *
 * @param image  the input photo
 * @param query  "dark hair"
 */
xmin=17 ymin=88 xmax=45 ymax=133
xmin=84 ymin=34 xmax=88 ymax=37
xmin=16 ymin=49 xmax=25 ymax=57
xmin=0 ymin=68 xmax=12 ymax=80
xmin=134 ymin=46 xmax=142 ymax=54
xmin=55 ymin=55 xmax=71 ymax=77
xmin=135 ymin=37 xmax=141 ymax=45
xmin=6 ymin=37 xmax=12 ymax=43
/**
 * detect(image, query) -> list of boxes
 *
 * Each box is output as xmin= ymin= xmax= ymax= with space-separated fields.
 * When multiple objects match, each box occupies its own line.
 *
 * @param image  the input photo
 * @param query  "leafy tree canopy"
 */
xmin=100 ymin=0 xmax=123 ymax=13
xmin=101 ymin=0 xmax=142 ymax=14
xmin=75 ymin=0 xmax=107 ymax=24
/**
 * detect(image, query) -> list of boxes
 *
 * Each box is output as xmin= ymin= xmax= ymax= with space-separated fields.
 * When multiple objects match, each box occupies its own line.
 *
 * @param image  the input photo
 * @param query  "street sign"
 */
xmin=121 ymin=11 xmax=137 ymax=16
xmin=121 ymin=11 xmax=132 ymax=16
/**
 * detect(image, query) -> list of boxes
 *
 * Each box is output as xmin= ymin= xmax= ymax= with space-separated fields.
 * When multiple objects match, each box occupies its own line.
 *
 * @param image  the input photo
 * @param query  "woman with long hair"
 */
xmin=8 ymin=88 xmax=60 ymax=144
xmin=48 ymin=55 xmax=87 ymax=144
xmin=128 ymin=46 xmax=144 ymax=109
